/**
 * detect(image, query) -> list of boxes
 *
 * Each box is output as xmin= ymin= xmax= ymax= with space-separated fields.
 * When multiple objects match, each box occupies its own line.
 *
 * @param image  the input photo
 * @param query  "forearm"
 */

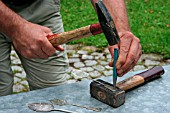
xmin=90 ymin=0 xmax=130 ymax=32
xmin=0 ymin=1 xmax=27 ymax=37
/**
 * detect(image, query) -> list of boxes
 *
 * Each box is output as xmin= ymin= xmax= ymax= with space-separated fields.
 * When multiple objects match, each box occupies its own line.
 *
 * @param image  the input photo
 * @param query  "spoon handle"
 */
xmin=71 ymin=104 xmax=102 ymax=112
xmin=52 ymin=108 xmax=78 ymax=113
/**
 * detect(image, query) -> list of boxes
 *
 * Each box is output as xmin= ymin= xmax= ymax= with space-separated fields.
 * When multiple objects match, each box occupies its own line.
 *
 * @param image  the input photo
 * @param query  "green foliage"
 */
xmin=60 ymin=0 xmax=170 ymax=59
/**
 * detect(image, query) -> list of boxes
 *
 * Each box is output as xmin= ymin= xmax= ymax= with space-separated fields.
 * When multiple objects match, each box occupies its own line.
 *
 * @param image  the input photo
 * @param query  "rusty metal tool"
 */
xmin=90 ymin=66 xmax=165 ymax=108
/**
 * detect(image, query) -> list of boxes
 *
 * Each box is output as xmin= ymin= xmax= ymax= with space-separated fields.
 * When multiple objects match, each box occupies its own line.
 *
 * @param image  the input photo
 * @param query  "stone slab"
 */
xmin=0 ymin=65 xmax=170 ymax=113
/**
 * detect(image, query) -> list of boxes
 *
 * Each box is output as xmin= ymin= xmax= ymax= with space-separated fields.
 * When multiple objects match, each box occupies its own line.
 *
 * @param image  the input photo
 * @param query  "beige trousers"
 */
xmin=0 ymin=0 xmax=69 ymax=96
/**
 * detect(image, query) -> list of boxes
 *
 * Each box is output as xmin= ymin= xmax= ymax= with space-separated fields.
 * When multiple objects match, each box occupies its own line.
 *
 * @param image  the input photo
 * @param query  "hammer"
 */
xmin=47 ymin=1 xmax=119 ymax=47
xmin=90 ymin=66 xmax=165 ymax=108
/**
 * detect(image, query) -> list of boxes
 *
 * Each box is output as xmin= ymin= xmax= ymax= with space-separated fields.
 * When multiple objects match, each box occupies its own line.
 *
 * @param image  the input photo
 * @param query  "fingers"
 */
xmin=55 ymin=45 xmax=64 ymax=51
xmin=108 ymin=31 xmax=142 ymax=77
xmin=108 ymin=44 xmax=118 ymax=58
xmin=116 ymin=32 xmax=133 ymax=70
xmin=117 ymin=33 xmax=141 ymax=76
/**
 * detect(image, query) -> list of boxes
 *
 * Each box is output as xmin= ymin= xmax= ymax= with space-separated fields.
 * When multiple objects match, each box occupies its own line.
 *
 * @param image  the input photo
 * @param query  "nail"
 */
xmin=118 ymin=69 xmax=123 ymax=77
xmin=117 ymin=64 xmax=122 ymax=69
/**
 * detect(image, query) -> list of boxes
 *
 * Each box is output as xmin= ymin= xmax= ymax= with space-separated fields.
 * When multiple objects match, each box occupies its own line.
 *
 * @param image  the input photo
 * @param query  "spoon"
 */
xmin=50 ymin=99 xmax=102 ymax=112
xmin=28 ymin=103 xmax=78 ymax=113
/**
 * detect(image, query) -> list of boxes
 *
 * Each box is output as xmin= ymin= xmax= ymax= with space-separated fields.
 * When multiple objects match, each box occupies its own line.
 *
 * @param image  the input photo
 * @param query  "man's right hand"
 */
xmin=11 ymin=22 xmax=64 ymax=59
xmin=0 ymin=1 xmax=64 ymax=59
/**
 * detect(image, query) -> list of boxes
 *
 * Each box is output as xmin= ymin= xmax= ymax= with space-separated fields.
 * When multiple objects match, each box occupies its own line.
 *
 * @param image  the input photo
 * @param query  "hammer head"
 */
xmin=96 ymin=0 xmax=120 ymax=46
xmin=90 ymin=79 xmax=125 ymax=108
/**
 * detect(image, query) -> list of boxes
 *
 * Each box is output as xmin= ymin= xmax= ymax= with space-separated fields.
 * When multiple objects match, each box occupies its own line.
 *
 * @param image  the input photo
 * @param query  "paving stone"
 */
xmin=66 ymin=50 xmax=76 ymax=54
xmin=71 ymin=69 xmax=89 ymax=80
xmin=103 ymin=70 xmax=112 ymax=76
xmin=99 ymin=60 xmax=108 ymax=65
xmin=89 ymin=71 xmax=101 ymax=78
xmin=21 ymin=71 xmax=26 ymax=77
xmin=106 ymin=54 xmax=112 ymax=59
xmin=82 ymin=55 xmax=94 ymax=60
xmin=11 ymin=66 xmax=23 ymax=72
xmin=93 ymin=65 xmax=105 ymax=71
xmin=99 ymin=56 xmax=106 ymax=60
xmin=145 ymin=59 xmax=160 ymax=66
xmin=80 ymin=67 xmax=94 ymax=72
xmin=11 ymin=50 xmax=18 ymax=57
xmin=165 ymin=59 xmax=170 ymax=65
xmin=69 ymin=58 xmax=80 ymax=63
xmin=141 ymin=54 xmax=163 ymax=61
xmin=73 ymin=62 xmax=85 ymax=68
xmin=77 ymin=50 xmax=88 ymax=55
xmin=94 ymin=56 xmax=100 ymax=60
xmin=69 ymin=54 xmax=79 ymax=58
xmin=104 ymin=48 xmax=110 ymax=54
xmin=12 ymin=59 xmax=21 ymax=65
xmin=10 ymin=56 xmax=17 ymax=61
xmin=133 ymin=65 xmax=146 ymax=71
xmin=14 ymin=77 xmax=21 ymax=83
xmin=91 ymin=52 xmax=104 ymax=56
xmin=20 ymin=80 xmax=29 ymax=86
xmin=84 ymin=60 xmax=97 ymax=66
xmin=13 ymin=84 xmax=24 ymax=92
xmin=67 ymin=67 xmax=74 ymax=73
xmin=64 ymin=73 xmax=71 ymax=80
xmin=66 ymin=44 xmax=79 ymax=50
xmin=105 ymin=65 xmax=112 ymax=70
xmin=81 ymin=46 xmax=97 ymax=52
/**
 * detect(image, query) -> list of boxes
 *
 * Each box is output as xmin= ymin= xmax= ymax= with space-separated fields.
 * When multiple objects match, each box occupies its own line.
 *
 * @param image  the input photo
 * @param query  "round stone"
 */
xmin=13 ymin=84 xmax=25 ymax=93
xmin=12 ymin=59 xmax=21 ymax=65
xmin=71 ymin=69 xmax=89 ymax=80
xmin=89 ymin=71 xmax=101 ymax=78
xmin=77 ymin=50 xmax=88 ymax=55
xmin=93 ymin=65 xmax=105 ymax=71
xmin=84 ymin=60 xmax=97 ymax=66
xmin=103 ymin=70 xmax=112 ymax=76
xmin=74 ymin=62 xmax=85 ymax=68
xmin=80 ymin=67 xmax=94 ymax=72
xmin=82 ymin=55 xmax=94 ymax=60
xmin=11 ymin=66 xmax=23 ymax=72
xmin=69 ymin=58 xmax=80 ymax=63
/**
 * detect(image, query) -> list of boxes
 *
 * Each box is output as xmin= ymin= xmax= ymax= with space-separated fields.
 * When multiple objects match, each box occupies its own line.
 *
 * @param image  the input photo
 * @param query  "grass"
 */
xmin=60 ymin=0 xmax=170 ymax=59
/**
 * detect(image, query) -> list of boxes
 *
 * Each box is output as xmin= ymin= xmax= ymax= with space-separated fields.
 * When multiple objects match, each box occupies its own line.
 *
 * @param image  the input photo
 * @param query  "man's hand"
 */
xmin=0 ymin=2 xmax=63 ymax=59
xmin=109 ymin=31 xmax=142 ymax=76
xmin=11 ymin=22 xmax=64 ymax=59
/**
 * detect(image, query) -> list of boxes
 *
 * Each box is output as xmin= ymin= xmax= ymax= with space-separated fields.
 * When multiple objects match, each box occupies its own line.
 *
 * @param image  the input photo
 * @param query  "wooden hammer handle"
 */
xmin=47 ymin=23 xmax=102 ymax=46
xmin=116 ymin=66 xmax=165 ymax=91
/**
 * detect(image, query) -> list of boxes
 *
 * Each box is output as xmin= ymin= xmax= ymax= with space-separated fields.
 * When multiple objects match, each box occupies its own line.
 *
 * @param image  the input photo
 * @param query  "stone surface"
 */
xmin=71 ymin=69 xmax=89 ymax=80
xmin=103 ymin=70 xmax=112 ymax=76
xmin=74 ymin=62 xmax=85 ymax=68
xmin=1 ymin=65 xmax=170 ymax=113
xmin=93 ymin=65 xmax=105 ymax=71
xmin=82 ymin=55 xmax=94 ymax=60
xmin=80 ymin=67 xmax=94 ymax=72
xmin=69 ymin=58 xmax=80 ymax=63
xmin=12 ymin=59 xmax=21 ymax=65
xmin=145 ymin=59 xmax=160 ymax=66
xmin=133 ymin=65 xmax=146 ymax=71
xmin=13 ymin=84 xmax=24 ymax=93
xmin=77 ymin=50 xmax=88 ymax=55
xmin=11 ymin=66 xmax=23 ymax=72
xmin=89 ymin=71 xmax=101 ymax=78
xmin=84 ymin=60 xmax=97 ymax=66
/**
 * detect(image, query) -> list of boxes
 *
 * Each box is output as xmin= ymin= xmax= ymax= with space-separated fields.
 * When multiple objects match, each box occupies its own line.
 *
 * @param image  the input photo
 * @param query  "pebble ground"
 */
xmin=11 ymin=45 xmax=170 ymax=94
